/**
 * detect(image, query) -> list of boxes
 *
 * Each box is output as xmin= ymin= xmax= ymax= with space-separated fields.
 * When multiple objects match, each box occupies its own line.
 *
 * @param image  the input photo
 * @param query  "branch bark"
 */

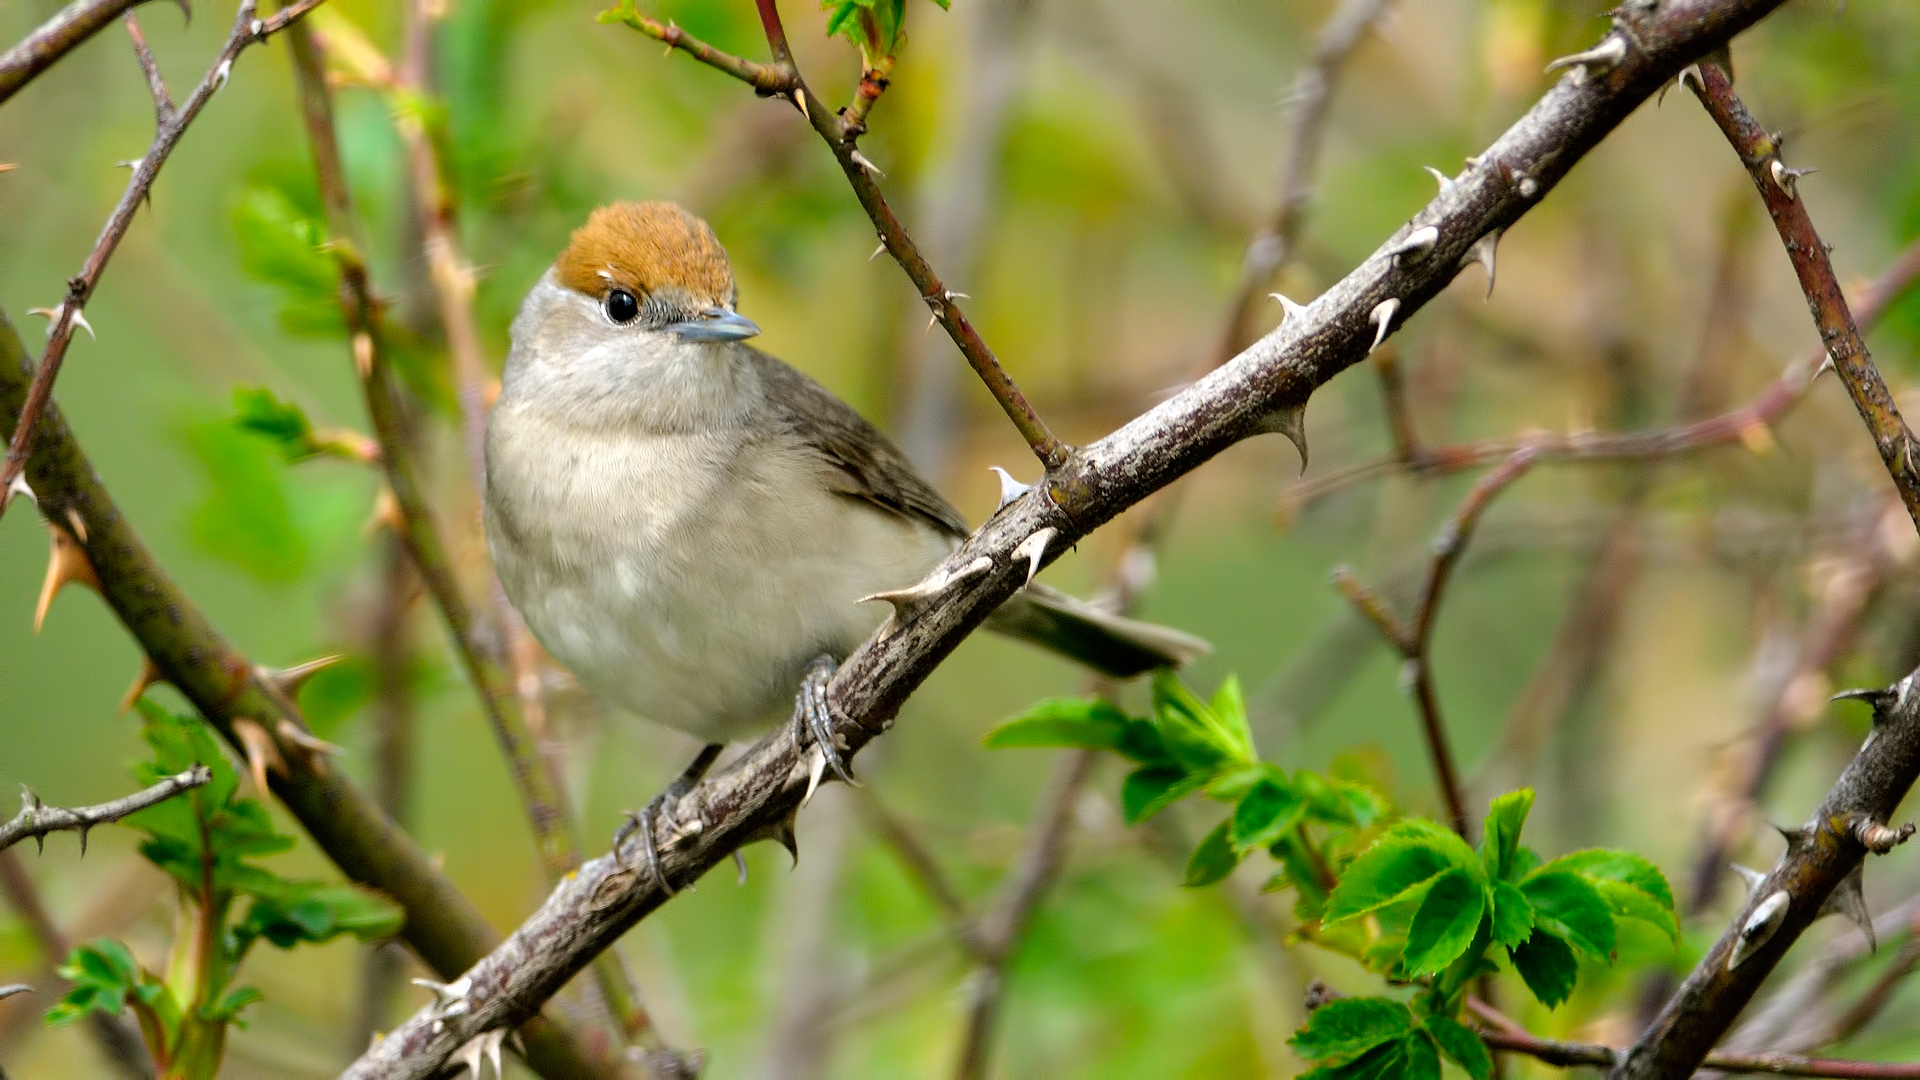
xmin=339 ymin=3 xmax=1798 ymax=1075
xmin=0 ymin=0 xmax=159 ymax=105
xmin=0 ymin=768 xmax=209 ymax=855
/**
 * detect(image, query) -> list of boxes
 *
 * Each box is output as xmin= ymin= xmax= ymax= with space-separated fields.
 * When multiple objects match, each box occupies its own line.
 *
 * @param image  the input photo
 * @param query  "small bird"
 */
xmin=484 ymin=201 xmax=1205 ymax=883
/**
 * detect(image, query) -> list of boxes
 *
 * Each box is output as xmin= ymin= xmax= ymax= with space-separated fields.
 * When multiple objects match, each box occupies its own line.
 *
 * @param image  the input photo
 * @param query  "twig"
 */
xmin=338 ymin=3 xmax=1804 ymax=1073
xmin=121 ymin=12 xmax=172 ymax=125
xmin=0 ymin=0 xmax=329 ymax=521
xmin=0 ymin=313 xmax=609 ymax=1080
xmin=954 ymin=749 xmax=1096 ymax=1080
xmin=1284 ymin=235 xmax=1920 ymax=510
xmin=0 ymin=0 xmax=163 ymax=105
xmin=1333 ymin=450 xmax=1535 ymax=835
xmin=0 ymin=767 xmax=208 ymax=855
xmin=1477 ymin=1012 xmax=1920 ymax=1077
xmin=607 ymin=0 xmax=1067 ymax=470
xmin=1215 ymin=0 xmax=1394 ymax=366
xmin=1823 ymin=904 xmax=1920 ymax=1048
xmin=1690 ymin=60 xmax=1920 ymax=532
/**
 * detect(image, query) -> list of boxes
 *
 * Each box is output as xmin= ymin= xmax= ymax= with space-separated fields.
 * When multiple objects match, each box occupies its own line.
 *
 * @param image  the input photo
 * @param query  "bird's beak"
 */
xmin=666 ymin=307 xmax=761 ymax=342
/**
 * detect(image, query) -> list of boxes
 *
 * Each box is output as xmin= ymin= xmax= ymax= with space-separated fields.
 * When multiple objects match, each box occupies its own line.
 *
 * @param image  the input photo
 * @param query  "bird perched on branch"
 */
xmin=484 ymin=201 xmax=1206 ymax=883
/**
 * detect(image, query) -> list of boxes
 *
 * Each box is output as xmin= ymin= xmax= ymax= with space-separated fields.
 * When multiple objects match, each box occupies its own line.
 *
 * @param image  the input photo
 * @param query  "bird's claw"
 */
xmin=793 ymin=655 xmax=856 ymax=786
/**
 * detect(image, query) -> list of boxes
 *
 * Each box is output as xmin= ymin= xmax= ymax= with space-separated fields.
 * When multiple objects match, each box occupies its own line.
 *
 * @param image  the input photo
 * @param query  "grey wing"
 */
xmin=750 ymin=348 xmax=972 ymax=540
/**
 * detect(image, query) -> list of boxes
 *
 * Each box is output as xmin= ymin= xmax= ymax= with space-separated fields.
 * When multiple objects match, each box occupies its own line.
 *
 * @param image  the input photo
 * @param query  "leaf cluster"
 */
xmin=822 ymin=0 xmax=947 ymax=65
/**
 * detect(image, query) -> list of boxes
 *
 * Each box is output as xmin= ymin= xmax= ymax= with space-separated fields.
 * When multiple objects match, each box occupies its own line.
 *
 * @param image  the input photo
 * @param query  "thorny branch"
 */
xmin=605 ymin=0 xmax=1068 ymax=470
xmin=1474 ymin=1005 xmax=1920 ymax=1077
xmin=0 ymin=314 xmax=610 ymax=1080
xmin=339 ymin=2 xmax=1804 ymax=1074
xmin=1333 ymin=450 xmax=1536 ymax=836
xmin=0 ymin=0 xmax=329 ymax=521
xmin=1284 ymin=236 xmax=1920 ymax=511
xmin=1614 ymin=57 xmax=1920 ymax=1080
xmin=0 ymin=768 xmax=208 ymax=855
xmin=0 ymin=0 xmax=168 ymax=105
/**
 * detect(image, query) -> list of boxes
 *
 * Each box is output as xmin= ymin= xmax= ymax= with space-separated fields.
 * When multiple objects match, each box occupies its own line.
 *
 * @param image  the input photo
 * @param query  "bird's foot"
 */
xmin=791 ymin=654 xmax=856 ymax=787
xmin=613 ymin=743 xmax=724 ymax=895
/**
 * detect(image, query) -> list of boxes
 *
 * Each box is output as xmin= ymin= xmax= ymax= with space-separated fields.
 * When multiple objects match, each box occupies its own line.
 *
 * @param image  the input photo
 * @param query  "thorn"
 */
xmin=1730 ymin=863 xmax=1768 ymax=897
xmin=249 ymin=17 xmax=264 ymax=39
xmin=69 ymin=309 xmax=94 ymax=339
xmin=802 ymin=745 xmax=827 ymax=808
xmin=989 ymin=466 xmax=1032 ymax=512
xmin=0 ymin=985 xmax=32 ymax=1001
xmin=1769 ymin=159 xmax=1816 ymax=199
xmin=1423 ymin=165 xmax=1455 ymax=194
xmin=1260 ymin=404 xmax=1309 ymax=472
xmin=1679 ymin=64 xmax=1705 ymax=94
xmin=212 ymin=58 xmax=232 ymax=93
xmin=277 ymin=719 xmax=343 ymax=758
xmin=231 ymin=717 xmax=285 ymax=797
xmin=733 ymin=848 xmax=749 ymax=885
xmin=791 ymin=87 xmax=808 ymax=117
xmin=869 ymin=242 xmax=887 ymax=261
xmin=1851 ymin=815 xmax=1916 ymax=854
xmin=1011 ymin=527 xmax=1058 ymax=587
xmin=364 ymin=486 xmax=404 ymax=537
xmin=262 ymin=654 xmax=346 ymax=699
xmin=1459 ymin=228 xmax=1501 ymax=298
xmin=27 ymin=302 xmax=92 ymax=339
xmin=1833 ymin=685 xmax=1896 ymax=718
xmin=114 ymin=158 xmax=143 ymax=171
xmin=858 ymin=556 xmax=993 ymax=625
xmin=352 ymin=331 xmax=374 ymax=377
xmin=849 ymin=149 xmax=884 ymax=176
xmin=453 ymin=1027 xmax=506 ymax=1079
xmin=943 ymin=290 xmax=969 ymax=302
xmin=1386 ymin=225 xmax=1439 ymax=264
xmin=1728 ymin=889 xmax=1791 ymax=970
xmin=1368 ymin=298 xmax=1400 ymax=355
xmin=0 ymin=163 xmax=15 ymax=174
xmin=1820 ymin=863 xmax=1875 ymax=952
xmin=413 ymin=976 xmax=473 ymax=1033
xmin=64 ymin=508 xmax=86 ymax=543
xmin=172 ymin=0 xmax=190 ymax=24
xmin=926 ymin=311 xmax=939 ymax=332
xmin=4 ymin=473 xmax=34 ymax=508
xmin=120 ymin=655 xmax=165 ymax=711
xmin=1774 ymin=821 xmax=1815 ymax=856
xmin=1269 ymin=292 xmax=1309 ymax=322
xmin=35 ymin=522 xmax=101 ymax=633
xmin=1544 ymin=34 xmax=1627 ymax=85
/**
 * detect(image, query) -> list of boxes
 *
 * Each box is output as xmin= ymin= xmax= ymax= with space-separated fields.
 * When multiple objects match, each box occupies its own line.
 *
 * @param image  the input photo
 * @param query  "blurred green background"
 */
xmin=5 ymin=0 xmax=1920 ymax=1075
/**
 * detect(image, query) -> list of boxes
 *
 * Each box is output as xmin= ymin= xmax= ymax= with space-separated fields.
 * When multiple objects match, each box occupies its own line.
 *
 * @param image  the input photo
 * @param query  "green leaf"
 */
xmin=825 ymin=0 xmax=864 ymax=38
xmin=1115 ymin=717 xmax=1175 ymax=767
xmin=1509 ymin=931 xmax=1579 ymax=1008
xmin=1403 ymin=1031 xmax=1442 ymax=1080
xmin=1204 ymin=763 xmax=1273 ymax=802
xmin=1151 ymin=670 xmax=1247 ymax=769
xmin=1423 ymin=1015 xmax=1492 ymax=1080
xmin=1184 ymin=818 xmax=1243 ymax=887
xmin=1324 ymin=822 xmax=1480 ymax=926
xmin=204 ymin=985 xmax=263 ymax=1024
xmin=1120 ymin=766 xmax=1206 ymax=825
xmin=1479 ymin=789 xmax=1534 ymax=881
xmin=237 ymin=882 xmax=403 ymax=949
xmin=1402 ymin=868 xmax=1487 ymax=976
xmin=47 ymin=939 xmax=142 ymax=1025
xmin=182 ymin=417 xmax=308 ymax=584
xmin=1521 ymin=871 xmax=1615 ymax=960
xmin=1489 ymin=880 xmax=1535 ymax=949
xmin=1547 ymin=849 xmax=1678 ymax=940
xmin=982 ymin=697 xmax=1130 ymax=750
xmin=233 ymin=185 xmax=342 ymax=337
xmin=1289 ymin=997 xmax=1415 ymax=1067
xmin=1231 ymin=777 xmax=1307 ymax=851
xmin=1210 ymin=674 xmax=1253 ymax=756
xmin=232 ymin=386 xmax=317 ymax=462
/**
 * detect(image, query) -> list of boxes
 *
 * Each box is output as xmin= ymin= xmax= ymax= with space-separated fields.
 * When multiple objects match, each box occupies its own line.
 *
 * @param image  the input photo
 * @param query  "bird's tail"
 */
xmin=984 ymin=582 xmax=1210 ymax=678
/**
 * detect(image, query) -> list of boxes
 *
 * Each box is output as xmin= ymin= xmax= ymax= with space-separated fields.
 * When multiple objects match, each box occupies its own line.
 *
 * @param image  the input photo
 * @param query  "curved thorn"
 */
xmin=1368 ymin=298 xmax=1401 ymax=355
xmin=1011 ymin=527 xmax=1058 ymax=588
xmin=1269 ymin=292 xmax=1309 ymax=322
xmin=1386 ymin=225 xmax=1439 ymax=264
xmin=990 ymin=466 xmax=1032 ymax=512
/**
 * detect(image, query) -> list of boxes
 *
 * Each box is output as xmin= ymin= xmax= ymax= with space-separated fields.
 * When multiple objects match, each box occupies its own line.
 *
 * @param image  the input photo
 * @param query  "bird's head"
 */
xmin=551 ymin=201 xmax=760 ymax=343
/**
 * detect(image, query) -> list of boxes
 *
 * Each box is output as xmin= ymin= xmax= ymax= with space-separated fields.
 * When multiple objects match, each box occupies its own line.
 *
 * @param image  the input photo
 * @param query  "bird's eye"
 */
xmin=605 ymin=289 xmax=640 ymax=325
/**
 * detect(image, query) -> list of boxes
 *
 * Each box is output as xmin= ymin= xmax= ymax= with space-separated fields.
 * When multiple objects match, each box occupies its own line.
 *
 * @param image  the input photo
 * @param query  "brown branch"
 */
xmin=609 ymin=0 xmax=1067 ymax=470
xmin=1480 ymin=1017 xmax=1920 ymax=1077
xmin=0 ymin=0 xmax=161 ymax=105
xmin=0 ymin=316 xmax=609 ymax=1079
xmin=0 ymin=767 xmax=208 ymax=855
xmin=1285 ymin=235 xmax=1920 ymax=510
xmin=0 ymin=0 xmax=330 ymax=521
xmin=1690 ymin=60 xmax=1920 ymax=532
xmin=338 ymin=3 xmax=1805 ymax=1073
xmin=1332 ymin=450 xmax=1535 ymax=835
xmin=121 ymin=12 xmax=172 ymax=125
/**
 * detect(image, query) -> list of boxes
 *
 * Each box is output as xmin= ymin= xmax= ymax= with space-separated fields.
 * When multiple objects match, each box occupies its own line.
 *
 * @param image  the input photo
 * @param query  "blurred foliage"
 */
xmin=2 ymin=0 xmax=1920 ymax=1075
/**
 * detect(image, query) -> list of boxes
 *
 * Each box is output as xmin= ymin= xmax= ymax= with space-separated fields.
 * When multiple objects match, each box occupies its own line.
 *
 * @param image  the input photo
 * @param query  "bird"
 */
xmin=483 ymin=201 xmax=1206 ymax=886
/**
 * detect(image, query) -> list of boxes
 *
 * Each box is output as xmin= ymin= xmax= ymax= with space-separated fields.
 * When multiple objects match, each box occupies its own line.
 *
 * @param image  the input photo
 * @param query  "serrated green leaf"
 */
xmin=237 ymin=882 xmax=403 ymax=949
xmin=1184 ymin=818 xmax=1243 ymax=887
xmin=231 ymin=386 xmax=317 ymax=463
xmin=1231 ymin=777 xmax=1306 ymax=851
xmin=1151 ymin=670 xmax=1246 ymax=768
xmin=1509 ymin=931 xmax=1578 ymax=1008
xmin=1289 ymin=997 xmax=1415 ymax=1067
xmin=1546 ymin=849 xmax=1678 ymax=940
xmin=1521 ymin=870 xmax=1615 ymax=960
xmin=1210 ymin=673 xmax=1252 ymax=752
xmin=1423 ymin=1015 xmax=1492 ymax=1080
xmin=1402 ymin=869 xmax=1486 ymax=976
xmin=824 ymin=1 xmax=864 ymax=37
xmin=233 ymin=186 xmax=342 ymax=337
xmin=1324 ymin=822 xmax=1480 ymax=926
xmin=982 ymin=697 xmax=1130 ymax=750
xmin=1480 ymin=789 xmax=1534 ymax=881
xmin=1490 ymin=879 xmax=1535 ymax=949
xmin=1205 ymin=763 xmax=1274 ymax=802
xmin=1120 ymin=766 xmax=1205 ymax=825
xmin=1403 ymin=1031 xmax=1442 ymax=1080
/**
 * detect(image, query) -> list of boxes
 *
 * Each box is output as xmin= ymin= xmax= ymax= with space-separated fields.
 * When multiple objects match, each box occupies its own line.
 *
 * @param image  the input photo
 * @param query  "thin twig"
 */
xmin=122 ymin=12 xmax=172 ymax=125
xmin=0 ymin=767 xmax=208 ymax=855
xmin=1332 ymin=450 xmax=1536 ymax=835
xmin=608 ymin=0 xmax=1067 ymax=470
xmin=338 ymin=3 xmax=1805 ymax=1072
xmin=0 ymin=0 xmax=330 ymax=520
xmin=1284 ymin=235 xmax=1920 ymax=510
xmin=1690 ymin=60 xmax=1920 ymax=532
xmin=1478 ymin=1014 xmax=1920 ymax=1077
